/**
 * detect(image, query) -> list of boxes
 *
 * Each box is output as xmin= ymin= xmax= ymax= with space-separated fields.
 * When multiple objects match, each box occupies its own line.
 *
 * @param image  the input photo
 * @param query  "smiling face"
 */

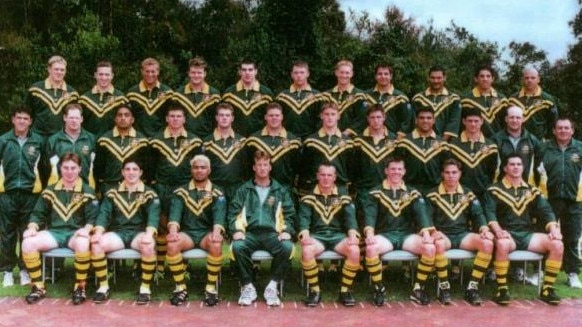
xmin=48 ymin=62 xmax=66 ymax=85
xmin=385 ymin=160 xmax=405 ymax=185
xmin=462 ymin=115 xmax=483 ymax=134
xmin=474 ymin=69 xmax=494 ymax=92
xmin=335 ymin=64 xmax=353 ymax=87
xmin=60 ymin=159 xmax=81 ymax=185
xmin=253 ymin=158 xmax=272 ymax=180
xmin=191 ymin=159 xmax=211 ymax=183
xmin=553 ymin=119 xmax=574 ymax=145
xmin=95 ymin=66 xmax=114 ymax=90
xmin=415 ymin=111 xmax=435 ymax=134
xmin=142 ymin=63 xmax=159 ymax=87
xmin=503 ymin=156 xmax=524 ymax=179
xmin=63 ymin=107 xmax=83 ymax=133
xmin=375 ymin=67 xmax=392 ymax=88
xmin=121 ymin=161 xmax=143 ymax=186
xmin=188 ymin=66 xmax=206 ymax=87
xmin=12 ymin=112 xmax=32 ymax=135
xmin=428 ymin=70 xmax=446 ymax=92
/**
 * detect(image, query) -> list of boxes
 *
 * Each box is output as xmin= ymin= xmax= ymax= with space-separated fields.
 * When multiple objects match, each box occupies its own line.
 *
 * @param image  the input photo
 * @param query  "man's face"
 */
xmin=95 ymin=66 xmax=114 ymax=89
xmin=504 ymin=157 xmax=524 ymax=179
xmin=291 ymin=66 xmax=309 ymax=87
xmin=522 ymin=70 xmax=540 ymax=91
xmin=475 ymin=69 xmax=493 ymax=91
xmin=166 ymin=109 xmax=186 ymax=130
xmin=12 ymin=112 xmax=32 ymax=134
xmin=462 ymin=115 xmax=483 ymax=134
xmin=253 ymin=158 xmax=272 ymax=180
xmin=320 ymin=107 xmax=339 ymax=129
xmin=428 ymin=71 xmax=446 ymax=92
xmin=375 ymin=68 xmax=392 ymax=87
xmin=416 ymin=111 xmax=435 ymax=133
xmin=335 ymin=64 xmax=353 ymax=86
xmin=48 ymin=63 xmax=66 ymax=84
xmin=239 ymin=64 xmax=257 ymax=85
xmin=188 ymin=66 xmax=206 ymax=86
xmin=316 ymin=165 xmax=336 ymax=188
xmin=367 ymin=110 xmax=385 ymax=131
xmin=216 ymin=108 xmax=234 ymax=129
xmin=191 ymin=160 xmax=210 ymax=182
xmin=505 ymin=109 xmax=524 ymax=132
xmin=385 ymin=161 xmax=405 ymax=185
xmin=553 ymin=119 xmax=574 ymax=144
xmin=114 ymin=107 xmax=134 ymax=129
xmin=121 ymin=162 xmax=142 ymax=184
xmin=264 ymin=109 xmax=283 ymax=129
xmin=441 ymin=164 xmax=461 ymax=185
xmin=63 ymin=108 xmax=83 ymax=132
xmin=142 ymin=64 xmax=159 ymax=85
xmin=60 ymin=160 xmax=81 ymax=184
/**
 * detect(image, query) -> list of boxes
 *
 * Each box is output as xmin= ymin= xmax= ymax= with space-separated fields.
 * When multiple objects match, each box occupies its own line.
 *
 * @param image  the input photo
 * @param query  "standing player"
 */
xmin=21 ymin=153 xmax=98 ymax=305
xmin=0 ymin=106 xmax=43 ymax=287
xmin=166 ymin=155 xmax=226 ymax=306
xmin=127 ymin=58 xmax=174 ymax=137
xmin=173 ymin=57 xmax=221 ymax=139
xmin=78 ymin=61 xmax=128 ymax=136
xmin=26 ymin=55 xmax=78 ymax=137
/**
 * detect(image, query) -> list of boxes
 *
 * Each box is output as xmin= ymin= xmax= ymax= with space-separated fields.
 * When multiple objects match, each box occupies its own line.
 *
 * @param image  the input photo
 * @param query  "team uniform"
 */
xmin=26 ymin=79 xmax=79 ymax=137
xmin=45 ymin=129 xmax=97 ymax=188
xmin=202 ymin=129 xmax=248 ymax=201
xmin=323 ymin=85 xmax=367 ymax=136
xmin=172 ymin=83 xmax=221 ymax=139
xmin=299 ymin=129 xmax=355 ymax=193
xmin=426 ymin=184 xmax=492 ymax=290
xmin=483 ymin=178 xmax=562 ymax=296
xmin=23 ymin=179 xmax=99 ymax=292
xmin=460 ymin=88 xmax=508 ymax=137
xmin=412 ymin=88 xmax=461 ymax=139
xmin=362 ymin=182 xmax=435 ymax=291
xmin=222 ymin=81 xmax=274 ymax=136
xmin=508 ymin=87 xmax=558 ymax=140
xmin=397 ymin=130 xmax=448 ymax=194
xmin=167 ymin=181 xmax=227 ymax=297
xmin=491 ymin=129 xmax=541 ymax=185
xmin=245 ymin=128 xmax=302 ymax=189
xmin=228 ymin=179 xmax=296 ymax=286
xmin=447 ymin=132 xmax=498 ymax=201
xmin=537 ymin=138 xmax=582 ymax=278
xmin=126 ymin=81 xmax=173 ymax=137
xmin=0 ymin=129 xmax=44 ymax=276
xmin=276 ymin=85 xmax=326 ymax=139
xmin=91 ymin=182 xmax=161 ymax=296
xmin=94 ymin=127 xmax=150 ymax=193
xmin=298 ymin=185 xmax=359 ymax=296
xmin=364 ymin=85 xmax=413 ymax=136
xmin=78 ymin=85 xmax=128 ymax=136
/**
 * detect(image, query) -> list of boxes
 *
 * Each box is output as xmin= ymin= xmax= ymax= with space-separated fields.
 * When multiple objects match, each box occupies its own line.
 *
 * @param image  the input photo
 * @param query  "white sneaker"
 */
xmin=20 ymin=270 xmax=31 ymax=286
xmin=567 ymin=273 xmax=582 ymax=289
xmin=3 ymin=272 xmax=14 ymax=287
xmin=238 ymin=283 xmax=257 ymax=306
xmin=263 ymin=285 xmax=281 ymax=306
xmin=525 ymin=272 xmax=541 ymax=286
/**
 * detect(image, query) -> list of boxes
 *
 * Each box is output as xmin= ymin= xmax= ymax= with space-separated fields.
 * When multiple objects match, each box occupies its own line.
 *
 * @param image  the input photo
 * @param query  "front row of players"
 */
xmin=21 ymin=150 xmax=564 ymax=307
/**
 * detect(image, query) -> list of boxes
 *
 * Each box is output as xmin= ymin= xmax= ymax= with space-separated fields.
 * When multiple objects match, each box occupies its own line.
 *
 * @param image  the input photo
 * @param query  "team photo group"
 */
xmin=0 ymin=54 xmax=580 ymax=309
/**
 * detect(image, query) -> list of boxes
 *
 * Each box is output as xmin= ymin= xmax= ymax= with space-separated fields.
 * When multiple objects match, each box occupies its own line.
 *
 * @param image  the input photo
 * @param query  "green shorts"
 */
xmin=509 ymin=231 xmax=534 ymax=250
xmin=183 ymin=230 xmax=209 ymax=245
xmin=312 ymin=232 xmax=347 ymax=250
xmin=111 ymin=230 xmax=140 ymax=248
xmin=445 ymin=231 xmax=470 ymax=249
xmin=47 ymin=230 xmax=75 ymax=248
xmin=377 ymin=231 xmax=411 ymax=250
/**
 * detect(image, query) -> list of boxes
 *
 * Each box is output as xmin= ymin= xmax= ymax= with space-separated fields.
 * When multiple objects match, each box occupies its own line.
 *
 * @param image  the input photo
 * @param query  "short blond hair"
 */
xmin=141 ymin=57 xmax=160 ymax=69
xmin=48 ymin=55 xmax=67 ymax=68
xmin=190 ymin=154 xmax=211 ymax=168
xmin=335 ymin=59 xmax=353 ymax=71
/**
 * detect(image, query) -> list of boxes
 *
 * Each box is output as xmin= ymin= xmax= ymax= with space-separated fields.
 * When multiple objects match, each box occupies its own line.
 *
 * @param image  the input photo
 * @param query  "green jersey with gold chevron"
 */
xmin=323 ymin=84 xmax=366 ymax=136
xmin=26 ymin=79 xmax=79 ymax=136
xmin=28 ymin=178 xmax=98 ymax=232
xmin=126 ymin=81 xmax=173 ymax=137
xmin=78 ymin=85 xmax=128 ymax=137
xmin=150 ymin=128 xmax=202 ymax=187
xmin=426 ymin=183 xmax=487 ymax=235
xmin=222 ymin=81 xmax=274 ymax=136
xmin=508 ymin=87 xmax=558 ymax=140
xmin=354 ymin=127 xmax=398 ymax=191
xmin=245 ymin=127 xmax=301 ymax=187
xmin=202 ymin=129 xmax=248 ymax=188
xmin=412 ymin=88 xmax=461 ymax=139
xmin=364 ymin=86 xmax=413 ymax=135
xmin=276 ymin=85 xmax=325 ymax=139
xmin=460 ymin=88 xmax=507 ymax=137
xmin=297 ymin=185 xmax=357 ymax=237
xmin=173 ymin=83 xmax=221 ymax=138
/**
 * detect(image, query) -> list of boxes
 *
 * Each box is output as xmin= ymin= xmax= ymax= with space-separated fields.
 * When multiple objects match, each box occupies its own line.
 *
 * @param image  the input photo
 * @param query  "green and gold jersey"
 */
xmin=222 ymin=81 xmax=274 ymax=136
xmin=95 ymin=181 xmax=160 ymax=235
xmin=323 ymin=84 xmax=366 ymax=136
xmin=0 ymin=129 xmax=44 ymax=193
xmin=78 ymin=85 xmax=128 ymax=137
xmin=362 ymin=181 xmax=432 ymax=235
xmin=172 ymin=83 xmax=221 ymax=139
xmin=45 ymin=129 xmax=97 ymax=188
xmin=150 ymin=128 xmax=202 ymax=187
xmin=276 ymin=85 xmax=325 ymax=139
xmin=353 ymin=127 xmax=398 ymax=191
xmin=490 ymin=129 xmax=541 ymax=185
xmin=168 ymin=181 xmax=227 ymax=235
xmin=28 ymin=178 xmax=98 ymax=231
xmin=202 ymin=129 xmax=248 ymax=187
xmin=26 ymin=79 xmax=79 ymax=137
xmin=297 ymin=185 xmax=357 ymax=237
xmin=426 ymin=183 xmax=487 ymax=235
xmin=364 ymin=85 xmax=413 ymax=135
xmin=245 ymin=127 xmax=301 ymax=187
xmin=460 ymin=87 xmax=507 ymax=137
xmin=126 ymin=81 xmax=174 ymax=137
xmin=412 ymin=88 xmax=461 ymax=139
xmin=508 ymin=87 xmax=558 ymax=140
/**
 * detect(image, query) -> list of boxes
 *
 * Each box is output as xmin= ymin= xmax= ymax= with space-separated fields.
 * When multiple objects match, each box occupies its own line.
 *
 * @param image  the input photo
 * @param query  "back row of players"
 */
xmin=1 ymin=55 xmax=578 ymax=307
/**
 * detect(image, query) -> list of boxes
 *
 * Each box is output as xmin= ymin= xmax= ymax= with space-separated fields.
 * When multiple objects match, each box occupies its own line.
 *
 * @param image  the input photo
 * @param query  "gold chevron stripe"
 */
xmin=507 ymin=98 xmax=555 ymax=122
xmin=175 ymin=188 xmax=213 ymax=216
xmin=322 ymin=93 xmax=366 ymax=114
xmin=488 ymin=186 xmax=540 ymax=216
xmin=303 ymin=138 xmax=354 ymax=161
xmin=127 ymin=91 xmax=174 ymax=115
xmin=355 ymin=138 xmax=398 ymax=163
xmin=276 ymin=93 xmax=325 ymax=114
xmin=41 ymin=190 xmax=95 ymax=222
xmin=412 ymin=94 xmax=460 ymax=117
xmin=150 ymin=139 xmax=202 ymax=166
xmin=172 ymin=93 xmax=221 ymax=117
xmin=426 ymin=192 xmax=474 ymax=220
xmin=245 ymin=137 xmax=301 ymax=162
xmin=28 ymin=87 xmax=79 ymax=114
xmin=78 ymin=96 xmax=128 ymax=118
xmin=398 ymin=139 xmax=447 ymax=163
xmin=203 ymin=139 xmax=247 ymax=164
xmin=460 ymin=98 xmax=507 ymax=123
xmin=301 ymin=195 xmax=351 ymax=225
xmin=97 ymin=138 xmax=149 ymax=162
xmin=448 ymin=143 xmax=498 ymax=168
xmin=106 ymin=190 xmax=157 ymax=219
xmin=363 ymin=94 xmax=408 ymax=112
xmin=370 ymin=190 xmax=420 ymax=217
xmin=222 ymin=93 xmax=273 ymax=115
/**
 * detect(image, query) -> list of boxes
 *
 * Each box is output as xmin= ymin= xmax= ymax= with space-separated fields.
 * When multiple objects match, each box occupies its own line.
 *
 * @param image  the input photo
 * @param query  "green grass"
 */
xmin=2 ymin=253 xmax=581 ymax=304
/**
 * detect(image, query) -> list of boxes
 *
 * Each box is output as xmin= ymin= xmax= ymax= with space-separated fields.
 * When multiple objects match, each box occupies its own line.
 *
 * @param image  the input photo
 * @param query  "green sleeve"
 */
xmin=95 ymin=195 xmax=112 ymax=229
xmin=212 ymin=192 xmax=227 ymax=228
xmin=361 ymin=191 xmax=378 ymax=231
xmin=146 ymin=196 xmax=161 ymax=230
xmin=297 ymin=200 xmax=312 ymax=234
xmin=281 ymin=188 xmax=296 ymax=236
xmin=470 ymin=198 xmax=488 ymax=231
xmin=168 ymin=193 xmax=184 ymax=224
xmin=412 ymin=196 xmax=433 ymax=231
xmin=227 ymin=186 xmax=246 ymax=235
xmin=28 ymin=195 xmax=50 ymax=227
xmin=482 ymin=190 xmax=498 ymax=224
xmin=342 ymin=200 xmax=358 ymax=232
